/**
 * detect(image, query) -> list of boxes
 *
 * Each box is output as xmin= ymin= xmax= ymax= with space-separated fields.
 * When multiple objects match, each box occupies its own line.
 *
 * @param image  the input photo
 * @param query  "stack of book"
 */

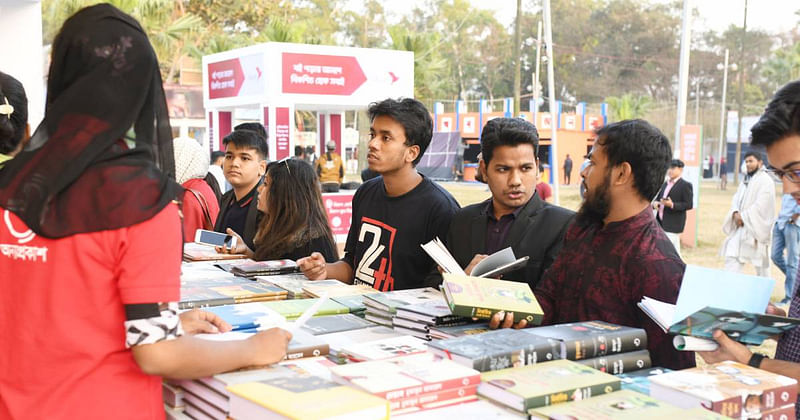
xmin=336 ymin=334 xmax=428 ymax=362
xmin=300 ymin=313 xmax=376 ymax=336
xmin=330 ymin=294 xmax=367 ymax=317
xmin=362 ymin=287 xmax=443 ymax=327
xmin=260 ymin=298 xmax=350 ymax=320
xmin=329 ymin=352 xmax=481 ymax=416
xmin=227 ymin=373 xmax=390 ymax=420
xmin=216 ymin=259 xmax=299 ymax=278
xmin=428 ymin=322 xmax=491 ymax=340
xmin=427 ymin=328 xmax=561 ymax=372
xmin=317 ymin=325 xmax=405 ymax=361
xmin=649 ymin=361 xmax=798 ymax=419
xmin=525 ymin=320 xmax=651 ymax=374
xmin=617 ymin=367 xmax=673 ymax=395
xmin=302 ymin=280 xmax=377 ymax=298
xmin=391 ymin=298 xmax=470 ymax=340
xmin=179 ymin=277 xmax=288 ymax=309
xmin=256 ymin=273 xmax=312 ymax=299
xmin=477 ymin=359 xmax=621 ymax=416
xmin=179 ymin=357 xmax=338 ymax=420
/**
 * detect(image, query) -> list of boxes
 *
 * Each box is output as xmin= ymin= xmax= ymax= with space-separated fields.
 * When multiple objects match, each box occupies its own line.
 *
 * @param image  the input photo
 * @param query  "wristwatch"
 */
xmin=748 ymin=353 xmax=767 ymax=368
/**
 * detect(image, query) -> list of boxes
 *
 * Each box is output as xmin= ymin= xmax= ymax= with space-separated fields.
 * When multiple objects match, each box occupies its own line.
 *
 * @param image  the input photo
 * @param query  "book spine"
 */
xmin=162 ymin=382 xmax=184 ymax=408
xmin=355 ymin=374 xmax=482 ymax=401
xmin=574 ymin=350 xmax=651 ymax=375
xmin=524 ymin=380 xmax=621 ymax=410
xmin=472 ymin=344 xmax=560 ymax=372
xmin=284 ymin=343 xmax=330 ymax=360
xmin=761 ymin=404 xmax=797 ymax=420
xmin=562 ymin=329 xmax=648 ymax=360
xmin=763 ymin=383 xmax=799 ymax=412
xmin=389 ymin=385 xmax=478 ymax=412
xmin=178 ymin=297 xmax=234 ymax=309
xmin=711 ymin=395 xmax=743 ymax=418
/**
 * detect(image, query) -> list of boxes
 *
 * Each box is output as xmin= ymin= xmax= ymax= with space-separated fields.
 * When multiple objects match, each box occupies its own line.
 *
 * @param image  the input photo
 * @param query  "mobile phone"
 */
xmin=194 ymin=229 xmax=237 ymax=248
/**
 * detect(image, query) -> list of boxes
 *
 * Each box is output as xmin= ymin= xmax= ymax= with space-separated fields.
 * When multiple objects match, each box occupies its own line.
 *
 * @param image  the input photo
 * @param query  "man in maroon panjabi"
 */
xmin=535 ymin=120 xmax=695 ymax=370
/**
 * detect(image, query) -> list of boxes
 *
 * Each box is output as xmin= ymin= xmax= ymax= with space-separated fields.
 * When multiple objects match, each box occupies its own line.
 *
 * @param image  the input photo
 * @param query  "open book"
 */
xmin=638 ymin=265 xmax=800 ymax=351
xmin=421 ymin=237 xmax=529 ymax=278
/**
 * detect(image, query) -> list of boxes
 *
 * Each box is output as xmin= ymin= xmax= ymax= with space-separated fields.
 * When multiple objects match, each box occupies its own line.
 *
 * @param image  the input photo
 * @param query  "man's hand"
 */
xmin=767 ymin=302 xmax=787 ymax=317
xmin=215 ymin=228 xmax=249 ymax=255
xmin=179 ymin=309 xmax=232 ymax=335
xmin=297 ymin=252 xmax=327 ymax=280
xmin=697 ymin=330 xmax=752 ymax=365
xmin=733 ymin=211 xmax=744 ymax=227
xmin=487 ymin=311 xmax=529 ymax=330
xmin=247 ymin=328 xmax=293 ymax=365
xmin=464 ymin=254 xmax=488 ymax=276
xmin=662 ymin=197 xmax=673 ymax=209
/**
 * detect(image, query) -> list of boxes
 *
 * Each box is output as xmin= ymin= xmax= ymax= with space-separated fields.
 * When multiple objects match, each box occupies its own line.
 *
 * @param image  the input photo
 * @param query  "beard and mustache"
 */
xmin=576 ymin=169 xmax=612 ymax=226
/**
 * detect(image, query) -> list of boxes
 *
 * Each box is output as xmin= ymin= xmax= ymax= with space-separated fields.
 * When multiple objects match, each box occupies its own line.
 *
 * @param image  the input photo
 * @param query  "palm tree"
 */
xmin=605 ymin=94 xmax=654 ymax=121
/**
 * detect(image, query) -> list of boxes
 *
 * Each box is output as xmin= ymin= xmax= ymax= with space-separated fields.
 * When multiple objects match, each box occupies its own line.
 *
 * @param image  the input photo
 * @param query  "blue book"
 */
xmin=204 ymin=302 xmax=285 ymax=330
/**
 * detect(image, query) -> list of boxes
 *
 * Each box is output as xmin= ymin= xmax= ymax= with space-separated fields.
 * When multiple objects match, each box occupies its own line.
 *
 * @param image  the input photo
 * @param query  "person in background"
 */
xmin=305 ymin=145 xmax=316 ymax=166
xmin=294 ymin=145 xmax=305 ymax=160
xmin=535 ymin=163 xmax=552 ymax=203
xmin=298 ymin=98 xmax=460 ymax=291
xmin=219 ymin=158 xmax=337 ymax=262
xmin=0 ymin=71 xmax=29 ymax=167
xmin=773 ymin=193 xmax=800 ymax=304
xmin=0 ymin=6 xmax=290 ymax=419
xmin=214 ymin=129 xmax=266 ymax=251
xmin=563 ymin=153 xmax=573 ymax=185
xmin=208 ymin=150 xmax=228 ymax=195
xmin=719 ymin=156 xmax=728 ymax=190
xmin=443 ymin=118 xmax=573 ymax=329
xmin=720 ymin=151 xmax=775 ymax=277
xmin=700 ymin=79 xmax=800 ymax=418
xmin=535 ymin=120 xmax=694 ymax=370
xmin=316 ymin=140 xmax=344 ymax=192
xmin=174 ymin=136 xmax=220 ymax=242
xmin=654 ymin=159 xmax=693 ymax=256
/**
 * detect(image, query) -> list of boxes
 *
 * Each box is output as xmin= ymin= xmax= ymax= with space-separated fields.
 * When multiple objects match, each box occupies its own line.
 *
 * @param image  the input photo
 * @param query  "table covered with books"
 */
xmin=166 ymin=253 xmax=799 ymax=420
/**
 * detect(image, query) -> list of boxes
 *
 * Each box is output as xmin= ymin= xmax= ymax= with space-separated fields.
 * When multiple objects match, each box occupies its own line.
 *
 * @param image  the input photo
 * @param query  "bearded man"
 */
xmin=533 ymin=119 xmax=695 ymax=370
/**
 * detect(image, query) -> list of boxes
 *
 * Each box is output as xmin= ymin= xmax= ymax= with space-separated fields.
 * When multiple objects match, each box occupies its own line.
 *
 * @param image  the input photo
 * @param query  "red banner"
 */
xmin=275 ymin=107 xmax=290 ymax=160
xmin=323 ymin=192 xmax=355 ymax=243
xmin=282 ymin=53 xmax=367 ymax=95
xmin=208 ymin=58 xmax=244 ymax=99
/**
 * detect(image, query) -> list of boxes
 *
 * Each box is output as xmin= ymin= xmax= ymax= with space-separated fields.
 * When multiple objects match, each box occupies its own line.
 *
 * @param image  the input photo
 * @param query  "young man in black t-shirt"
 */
xmin=214 ymin=129 xmax=266 ymax=250
xmin=298 ymin=98 xmax=459 ymax=291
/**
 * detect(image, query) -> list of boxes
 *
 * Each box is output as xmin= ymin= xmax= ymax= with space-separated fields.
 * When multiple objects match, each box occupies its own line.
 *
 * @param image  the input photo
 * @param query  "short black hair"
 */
xmin=235 ymin=122 xmax=267 ymax=141
xmin=294 ymin=145 xmax=304 ymax=157
xmin=594 ymin=119 xmax=672 ymax=201
xmin=368 ymin=98 xmax=432 ymax=166
xmin=670 ymin=159 xmax=684 ymax=168
xmin=210 ymin=151 xmax=224 ymax=162
xmin=0 ymin=71 xmax=28 ymax=154
xmin=744 ymin=151 xmax=763 ymax=162
xmin=480 ymin=118 xmax=539 ymax=164
xmin=751 ymin=80 xmax=800 ymax=149
xmin=222 ymin=129 xmax=267 ymax=159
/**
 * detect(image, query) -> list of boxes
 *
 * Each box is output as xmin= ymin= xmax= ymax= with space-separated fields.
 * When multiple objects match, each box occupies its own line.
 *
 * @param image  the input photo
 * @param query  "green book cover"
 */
xmin=477 ymin=359 xmax=620 ymax=412
xmin=331 ymin=295 xmax=367 ymax=313
xmin=529 ymin=389 xmax=684 ymax=419
xmin=441 ymin=274 xmax=543 ymax=324
xmin=261 ymin=298 xmax=349 ymax=320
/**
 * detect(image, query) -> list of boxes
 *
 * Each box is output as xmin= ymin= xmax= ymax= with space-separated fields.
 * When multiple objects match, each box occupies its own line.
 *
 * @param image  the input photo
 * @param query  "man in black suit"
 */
xmin=444 ymin=118 xmax=574 ymax=328
xmin=654 ymin=159 xmax=693 ymax=255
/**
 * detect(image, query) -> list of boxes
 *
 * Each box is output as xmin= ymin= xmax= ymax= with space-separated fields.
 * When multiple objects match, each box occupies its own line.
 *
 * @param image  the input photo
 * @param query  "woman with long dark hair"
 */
xmin=221 ymin=157 xmax=337 ymax=262
xmin=0 ymin=5 xmax=290 ymax=419
xmin=0 ymin=71 xmax=28 ymax=166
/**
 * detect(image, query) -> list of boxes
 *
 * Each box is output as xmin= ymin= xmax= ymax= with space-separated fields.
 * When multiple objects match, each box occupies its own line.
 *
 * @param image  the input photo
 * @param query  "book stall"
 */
xmin=167 ymin=249 xmax=799 ymax=419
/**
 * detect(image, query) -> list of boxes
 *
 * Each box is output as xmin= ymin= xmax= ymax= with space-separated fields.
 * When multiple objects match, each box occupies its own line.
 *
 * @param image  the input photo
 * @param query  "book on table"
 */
xmin=573 ymin=350 xmax=651 ymax=375
xmin=179 ymin=281 xmax=288 ymax=309
xmin=329 ymin=352 xmax=481 ymax=415
xmin=216 ymin=258 xmax=299 ymax=277
xmin=638 ymin=265 xmax=800 ymax=350
xmin=421 ymin=237 xmax=529 ymax=278
xmin=528 ymin=389 xmax=715 ymax=419
xmin=255 ymin=273 xmax=311 ymax=299
xmin=440 ymin=273 xmax=544 ymax=324
xmin=227 ymin=374 xmax=390 ymax=420
xmin=524 ymin=320 xmax=648 ymax=361
xmin=427 ymin=328 xmax=561 ymax=372
xmin=260 ymin=298 xmax=349 ymax=320
xmin=617 ymin=367 xmax=672 ymax=395
xmin=299 ymin=313 xmax=375 ymax=336
xmin=428 ymin=322 xmax=491 ymax=340
xmin=477 ymin=359 xmax=621 ymax=414
xmin=183 ymin=242 xmax=248 ymax=262
xmin=394 ymin=297 xmax=471 ymax=327
xmin=337 ymin=334 xmax=428 ymax=362
xmin=318 ymin=325 xmax=403 ymax=358
xmin=301 ymin=279 xmax=376 ymax=298
xmin=362 ymin=287 xmax=443 ymax=316
xmin=648 ymin=360 xmax=798 ymax=419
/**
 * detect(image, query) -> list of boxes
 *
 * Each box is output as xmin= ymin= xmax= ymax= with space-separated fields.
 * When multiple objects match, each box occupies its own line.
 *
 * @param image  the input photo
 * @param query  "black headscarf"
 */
xmin=0 ymin=4 xmax=180 ymax=238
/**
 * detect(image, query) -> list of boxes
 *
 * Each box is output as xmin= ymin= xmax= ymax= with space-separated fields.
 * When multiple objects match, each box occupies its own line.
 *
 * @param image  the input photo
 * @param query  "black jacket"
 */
xmin=214 ymin=188 xmax=262 ymax=250
xmin=656 ymin=178 xmax=694 ymax=234
xmin=444 ymin=193 xmax=575 ymax=289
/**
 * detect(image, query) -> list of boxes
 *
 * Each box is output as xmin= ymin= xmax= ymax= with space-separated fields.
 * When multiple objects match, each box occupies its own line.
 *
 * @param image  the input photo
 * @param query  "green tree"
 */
xmin=388 ymin=25 xmax=449 ymax=101
xmin=605 ymin=93 xmax=653 ymax=121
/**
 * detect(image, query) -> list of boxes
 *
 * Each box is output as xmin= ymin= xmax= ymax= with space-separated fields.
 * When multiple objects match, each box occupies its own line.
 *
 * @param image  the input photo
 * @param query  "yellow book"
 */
xmin=442 ymin=273 xmax=544 ymax=324
xmin=227 ymin=374 xmax=390 ymax=420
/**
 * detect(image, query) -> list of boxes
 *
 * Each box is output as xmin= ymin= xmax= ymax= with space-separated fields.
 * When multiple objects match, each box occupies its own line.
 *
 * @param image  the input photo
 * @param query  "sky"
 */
xmin=376 ymin=0 xmax=799 ymax=36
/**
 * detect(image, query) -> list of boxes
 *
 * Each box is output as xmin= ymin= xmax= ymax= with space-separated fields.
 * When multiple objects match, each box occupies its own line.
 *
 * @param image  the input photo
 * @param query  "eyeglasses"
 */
xmin=766 ymin=166 xmax=800 ymax=183
xmin=266 ymin=156 xmax=292 ymax=177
